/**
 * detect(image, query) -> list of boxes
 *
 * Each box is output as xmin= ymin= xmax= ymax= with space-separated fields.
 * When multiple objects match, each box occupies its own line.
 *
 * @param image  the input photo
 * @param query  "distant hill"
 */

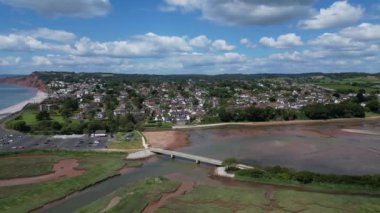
xmin=32 ymin=71 xmax=380 ymax=82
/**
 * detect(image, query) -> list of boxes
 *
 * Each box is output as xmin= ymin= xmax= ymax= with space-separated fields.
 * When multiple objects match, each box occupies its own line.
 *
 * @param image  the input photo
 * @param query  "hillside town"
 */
xmin=43 ymin=73 xmax=368 ymax=125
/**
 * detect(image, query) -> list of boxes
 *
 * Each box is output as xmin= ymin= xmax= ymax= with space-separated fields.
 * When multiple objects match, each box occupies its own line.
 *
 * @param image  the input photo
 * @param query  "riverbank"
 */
xmin=341 ymin=129 xmax=380 ymax=136
xmin=143 ymin=130 xmax=188 ymax=150
xmin=0 ymin=150 xmax=126 ymax=213
xmin=0 ymin=90 xmax=48 ymax=120
xmin=173 ymin=116 xmax=380 ymax=129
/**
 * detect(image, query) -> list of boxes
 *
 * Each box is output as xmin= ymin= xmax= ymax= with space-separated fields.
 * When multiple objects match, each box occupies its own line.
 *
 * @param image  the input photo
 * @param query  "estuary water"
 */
xmin=44 ymin=120 xmax=380 ymax=212
xmin=0 ymin=83 xmax=37 ymax=110
xmin=183 ymin=120 xmax=380 ymax=175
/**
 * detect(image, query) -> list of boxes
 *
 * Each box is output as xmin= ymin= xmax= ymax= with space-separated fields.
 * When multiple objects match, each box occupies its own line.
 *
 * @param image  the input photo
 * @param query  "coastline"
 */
xmin=173 ymin=116 xmax=380 ymax=130
xmin=0 ymin=90 xmax=48 ymax=120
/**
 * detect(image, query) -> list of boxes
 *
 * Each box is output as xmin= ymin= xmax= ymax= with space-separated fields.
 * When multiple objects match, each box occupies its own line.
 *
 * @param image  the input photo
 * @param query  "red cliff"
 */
xmin=0 ymin=74 xmax=47 ymax=92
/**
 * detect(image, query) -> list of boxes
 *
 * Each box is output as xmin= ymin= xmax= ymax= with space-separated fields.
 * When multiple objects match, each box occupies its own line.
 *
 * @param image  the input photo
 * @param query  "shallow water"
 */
xmin=0 ymin=83 xmax=36 ymax=110
xmin=183 ymin=120 xmax=380 ymax=175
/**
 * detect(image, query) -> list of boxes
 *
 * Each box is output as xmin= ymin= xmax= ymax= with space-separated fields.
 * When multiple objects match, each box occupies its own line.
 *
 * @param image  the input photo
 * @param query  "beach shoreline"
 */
xmin=173 ymin=116 xmax=380 ymax=130
xmin=0 ymin=89 xmax=48 ymax=121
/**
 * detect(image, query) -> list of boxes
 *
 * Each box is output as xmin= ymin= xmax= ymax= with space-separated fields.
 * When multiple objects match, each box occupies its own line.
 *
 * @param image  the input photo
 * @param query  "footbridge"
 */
xmin=150 ymin=148 xmax=223 ymax=166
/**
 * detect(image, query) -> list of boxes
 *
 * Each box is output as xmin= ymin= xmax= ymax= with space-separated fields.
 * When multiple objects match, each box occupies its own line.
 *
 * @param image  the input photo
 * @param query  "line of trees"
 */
xmin=301 ymin=101 xmax=365 ymax=120
xmin=218 ymin=107 xmax=298 ymax=122
xmin=236 ymin=165 xmax=380 ymax=187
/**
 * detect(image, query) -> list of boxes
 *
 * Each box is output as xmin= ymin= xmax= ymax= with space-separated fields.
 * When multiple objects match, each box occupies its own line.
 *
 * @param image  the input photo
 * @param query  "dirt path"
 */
xmin=142 ymin=181 xmax=195 ymax=213
xmin=101 ymin=196 xmax=121 ymax=213
xmin=0 ymin=159 xmax=84 ymax=187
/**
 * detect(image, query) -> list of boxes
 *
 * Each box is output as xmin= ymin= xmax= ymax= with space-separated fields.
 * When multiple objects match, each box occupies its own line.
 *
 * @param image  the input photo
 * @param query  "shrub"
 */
xmin=222 ymin=158 xmax=238 ymax=167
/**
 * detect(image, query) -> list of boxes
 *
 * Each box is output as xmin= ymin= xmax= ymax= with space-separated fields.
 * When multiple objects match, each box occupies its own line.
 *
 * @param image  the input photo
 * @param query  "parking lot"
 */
xmin=0 ymin=128 xmax=108 ymax=151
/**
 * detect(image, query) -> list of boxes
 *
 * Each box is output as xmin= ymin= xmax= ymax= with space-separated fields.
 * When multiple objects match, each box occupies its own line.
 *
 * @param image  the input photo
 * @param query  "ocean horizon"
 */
xmin=0 ymin=83 xmax=37 ymax=110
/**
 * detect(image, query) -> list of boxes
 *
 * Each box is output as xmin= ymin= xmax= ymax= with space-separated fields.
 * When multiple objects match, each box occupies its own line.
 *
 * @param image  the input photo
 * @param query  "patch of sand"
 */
xmin=341 ymin=129 xmax=380 ymax=136
xmin=126 ymin=150 xmax=155 ymax=160
xmin=143 ymin=131 xmax=188 ymax=150
xmin=0 ymin=159 xmax=84 ymax=187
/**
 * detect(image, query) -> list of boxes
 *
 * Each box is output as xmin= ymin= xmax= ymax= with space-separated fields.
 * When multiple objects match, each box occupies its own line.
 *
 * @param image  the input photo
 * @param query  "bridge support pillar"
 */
xmin=170 ymin=154 xmax=175 ymax=159
xmin=195 ymin=160 xmax=200 ymax=164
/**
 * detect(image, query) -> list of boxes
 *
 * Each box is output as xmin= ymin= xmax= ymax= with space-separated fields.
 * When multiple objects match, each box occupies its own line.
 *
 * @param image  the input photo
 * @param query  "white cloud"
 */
xmin=269 ymin=51 xmax=302 ymax=61
xmin=300 ymin=1 xmax=363 ymax=29
xmin=30 ymin=28 xmax=76 ymax=41
xmin=70 ymin=33 xmax=193 ymax=57
xmin=1 ymin=27 xmax=380 ymax=74
xmin=0 ymin=34 xmax=47 ymax=51
xmin=161 ymin=0 xmax=313 ymax=26
xmin=32 ymin=56 xmax=52 ymax=66
xmin=160 ymin=0 xmax=201 ymax=12
xmin=260 ymin=33 xmax=303 ymax=48
xmin=32 ymin=55 xmax=123 ymax=66
xmin=340 ymin=23 xmax=380 ymax=41
xmin=189 ymin=35 xmax=211 ymax=48
xmin=309 ymin=33 xmax=365 ymax=50
xmin=0 ymin=56 xmax=21 ymax=66
xmin=0 ymin=0 xmax=111 ymax=18
xmin=240 ymin=38 xmax=256 ymax=48
xmin=211 ymin=40 xmax=235 ymax=51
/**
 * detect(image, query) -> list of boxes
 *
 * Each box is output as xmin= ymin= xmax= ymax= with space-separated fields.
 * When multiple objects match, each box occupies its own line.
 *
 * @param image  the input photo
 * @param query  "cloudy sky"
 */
xmin=0 ymin=0 xmax=379 ymax=74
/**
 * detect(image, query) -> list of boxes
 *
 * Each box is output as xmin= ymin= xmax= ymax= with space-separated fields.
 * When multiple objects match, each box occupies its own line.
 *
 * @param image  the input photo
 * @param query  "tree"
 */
xmin=218 ymin=108 xmax=233 ymax=122
xmin=62 ymin=98 xmax=79 ymax=111
xmin=8 ymin=121 xmax=30 ymax=132
xmin=302 ymin=104 xmax=329 ymax=119
xmin=222 ymin=158 xmax=238 ymax=167
xmin=367 ymin=100 xmax=380 ymax=113
xmin=295 ymin=171 xmax=314 ymax=184
xmin=356 ymin=92 xmax=365 ymax=103
xmin=36 ymin=111 xmax=50 ymax=121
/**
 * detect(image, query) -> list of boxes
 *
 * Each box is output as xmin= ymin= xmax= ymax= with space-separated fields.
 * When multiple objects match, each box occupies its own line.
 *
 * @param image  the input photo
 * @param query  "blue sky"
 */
xmin=0 ymin=0 xmax=379 ymax=74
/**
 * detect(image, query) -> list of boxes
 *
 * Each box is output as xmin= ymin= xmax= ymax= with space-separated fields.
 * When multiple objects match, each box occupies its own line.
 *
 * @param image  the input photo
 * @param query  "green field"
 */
xmin=315 ymin=76 xmax=380 ymax=94
xmin=0 ymin=151 xmax=126 ymax=213
xmin=18 ymin=110 xmax=66 ymax=126
xmin=5 ymin=106 xmax=81 ymax=135
xmin=109 ymin=131 xmax=144 ymax=150
xmin=76 ymin=177 xmax=179 ymax=213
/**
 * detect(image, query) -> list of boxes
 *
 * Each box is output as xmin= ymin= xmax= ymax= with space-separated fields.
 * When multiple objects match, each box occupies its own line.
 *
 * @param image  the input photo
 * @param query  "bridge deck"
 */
xmin=150 ymin=148 xmax=223 ymax=166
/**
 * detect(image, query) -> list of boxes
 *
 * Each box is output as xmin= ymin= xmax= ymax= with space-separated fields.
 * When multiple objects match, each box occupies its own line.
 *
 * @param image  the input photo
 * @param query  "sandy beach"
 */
xmin=143 ymin=131 xmax=189 ymax=150
xmin=0 ymin=90 xmax=48 ymax=120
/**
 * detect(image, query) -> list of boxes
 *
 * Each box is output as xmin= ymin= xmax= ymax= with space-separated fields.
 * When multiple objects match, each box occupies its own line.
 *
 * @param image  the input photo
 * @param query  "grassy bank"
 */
xmin=0 ymin=150 xmax=126 ymax=213
xmin=109 ymin=131 xmax=144 ymax=150
xmin=158 ymin=184 xmax=380 ymax=212
xmin=233 ymin=165 xmax=380 ymax=194
xmin=0 ymin=156 xmax=61 ymax=179
xmin=158 ymin=184 xmax=266 ymax=212
xmin=76 ymin=177 xmax=179 ymax=213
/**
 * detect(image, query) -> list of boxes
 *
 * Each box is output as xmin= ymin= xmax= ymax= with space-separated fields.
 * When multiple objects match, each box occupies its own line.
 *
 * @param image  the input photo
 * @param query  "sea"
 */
xmin=0 ymin=83 xmax=37 ymax=110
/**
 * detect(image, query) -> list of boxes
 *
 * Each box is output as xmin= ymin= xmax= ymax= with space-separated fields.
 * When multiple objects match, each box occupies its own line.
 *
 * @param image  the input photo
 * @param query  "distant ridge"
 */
xmin=0 ymin=74 xmax=25 ymax=78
